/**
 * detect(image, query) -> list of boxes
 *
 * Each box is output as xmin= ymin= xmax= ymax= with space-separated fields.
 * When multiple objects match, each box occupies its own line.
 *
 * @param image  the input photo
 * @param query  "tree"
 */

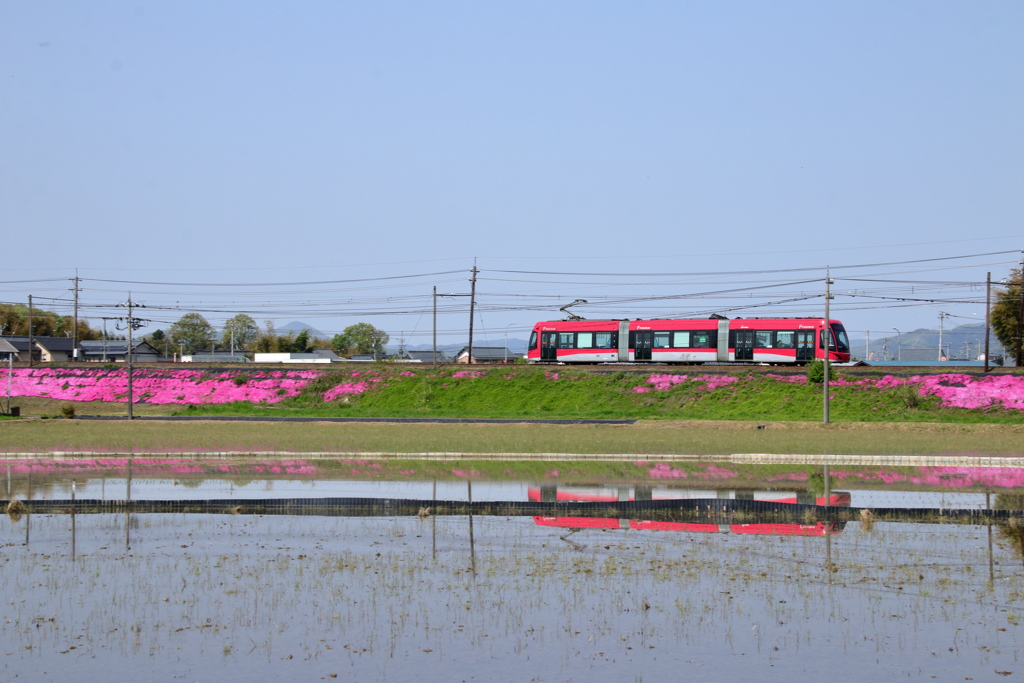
xmin=147 ymin=329 xmax=169 ymax=356
xmin=332 ymin=323 xmax=389 ymax=357
xmin=0 ymin=303 xmax=100 ymax=340
xmin=221 ymin=313 xmax=260 ymax=351
xmin=168 ymin=313 xmax=216 ymax=355
xmin=991 ymin=268 xmax=1023 ymax=366
xmin=291 ymin=329 xmax=313 ymax=353
xmin=253 ymin=320 xmax=292 ymax=353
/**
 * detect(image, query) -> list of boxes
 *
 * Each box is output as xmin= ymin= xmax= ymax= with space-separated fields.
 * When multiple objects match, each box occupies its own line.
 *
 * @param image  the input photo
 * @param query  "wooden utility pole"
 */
xmin=117 ymin=294 xmax=146 ymax=420
xmin=71 ymin=272 xmax=80 ymax=362
xmin=1017 ymin=253 xmax=1024 ymax=368
xmin=27 ymin=295 xmax=33 ymax=367
xmin=126 ymin=294 xmax=135 ymax=420
xmin=467 ymin=261 xmax=478 ymax=365
xmin=985 ymin=272 xmax=991 ymax=373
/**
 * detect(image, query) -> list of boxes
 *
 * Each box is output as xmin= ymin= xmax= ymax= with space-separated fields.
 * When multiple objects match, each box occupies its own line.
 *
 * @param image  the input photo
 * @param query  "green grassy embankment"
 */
xmin=176 ymin=365 xmax=1023 ymax=423
xmin=3 ymin=418 xmax=1024 ymax=457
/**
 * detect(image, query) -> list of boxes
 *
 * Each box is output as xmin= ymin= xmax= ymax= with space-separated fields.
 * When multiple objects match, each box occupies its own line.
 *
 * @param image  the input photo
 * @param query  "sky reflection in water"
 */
xmin=2 ymin=471 xmax=1021 ymax=682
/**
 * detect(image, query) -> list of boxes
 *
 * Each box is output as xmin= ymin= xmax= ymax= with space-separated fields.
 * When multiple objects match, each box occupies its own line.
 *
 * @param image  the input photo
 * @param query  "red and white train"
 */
xmin=526 ymin=316 xmax=850 ymax=365
xmin=528 ymin=486 xmax=850 ymax=537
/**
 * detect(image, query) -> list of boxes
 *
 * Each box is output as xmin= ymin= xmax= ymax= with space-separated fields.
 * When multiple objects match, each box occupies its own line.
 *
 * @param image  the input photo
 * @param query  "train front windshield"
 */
xmin=829 ymin=323 xmax=850 ymax=353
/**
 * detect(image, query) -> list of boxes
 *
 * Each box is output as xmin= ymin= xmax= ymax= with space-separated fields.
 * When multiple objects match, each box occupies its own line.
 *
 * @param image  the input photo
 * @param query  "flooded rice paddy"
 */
xmin=2 ymin=460 xmax=1022 ymax=682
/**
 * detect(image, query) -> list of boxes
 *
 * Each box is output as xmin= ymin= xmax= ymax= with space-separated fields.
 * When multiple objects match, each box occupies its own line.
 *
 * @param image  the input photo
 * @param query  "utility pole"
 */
xmin=434 ymin=278 xmax=474 ymax=364
xmin=1016 ymin=251 xmax=1024 ymax=368
xmin=71 ymin=272 xmax=80 ymax=362
xmin=467 ymin=260 xmax=478 ymax=365
xmin=984 ymin=272 xmax=991 ymax=372
xmin=27 ymin=295 xmax=33 ymax=367
xmin=938 ymin=312 xmax=949 ymax=361
xmin=865 ymin=330 xmax=870 ymax=361
xmin=117 ymin=294 xmax=147 ymax=420
xmin=823 ymin=271 xmax=833 ymax=425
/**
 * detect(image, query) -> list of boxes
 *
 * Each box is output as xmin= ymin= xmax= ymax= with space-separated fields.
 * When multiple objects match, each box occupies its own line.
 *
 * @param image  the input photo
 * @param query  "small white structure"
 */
xmin=253 ymin=352 xmax=333 ymax=364
xmin=182 ymin=354 xmax=249 ymax=363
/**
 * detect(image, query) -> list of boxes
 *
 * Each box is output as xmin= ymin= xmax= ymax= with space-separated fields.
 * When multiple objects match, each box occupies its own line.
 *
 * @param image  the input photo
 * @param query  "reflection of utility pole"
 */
xmin=467 ymin=480 xmax=476 ymax=575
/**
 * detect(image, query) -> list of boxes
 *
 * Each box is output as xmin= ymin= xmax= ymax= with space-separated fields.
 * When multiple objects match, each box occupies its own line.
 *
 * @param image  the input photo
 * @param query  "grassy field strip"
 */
xmin=3 ymin=450 xmax=1023 ymax=467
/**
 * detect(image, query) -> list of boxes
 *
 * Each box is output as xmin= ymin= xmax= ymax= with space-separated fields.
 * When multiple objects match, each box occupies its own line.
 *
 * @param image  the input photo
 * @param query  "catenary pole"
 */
xmin=823 ymin=270 xmax=832 ymax=425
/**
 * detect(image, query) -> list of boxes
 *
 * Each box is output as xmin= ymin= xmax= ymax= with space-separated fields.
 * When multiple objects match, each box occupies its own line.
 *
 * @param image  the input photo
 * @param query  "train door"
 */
xmin=734 ymin=331 xmax=754 ymax=361
xmin=634 ymin=331 xmax=653 ymax=361
xmin=795 ymin=330 xmax=815 ymax=362
xmin=541 ymin=332 xmax=558 ymax=361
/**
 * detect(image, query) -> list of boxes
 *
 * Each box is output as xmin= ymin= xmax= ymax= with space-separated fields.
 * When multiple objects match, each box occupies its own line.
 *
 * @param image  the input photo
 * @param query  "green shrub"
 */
xmin=807 ymin=360 xmax=825 ymax=384
xmin=898 ymin=384 xmax=921 ymax=409
xmin=60 ymin=403 xmax=76 ymax=419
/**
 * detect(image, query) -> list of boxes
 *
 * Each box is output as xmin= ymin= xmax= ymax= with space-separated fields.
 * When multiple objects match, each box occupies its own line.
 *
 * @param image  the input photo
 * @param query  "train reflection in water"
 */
xmin=528 ymin=485 xmax=850 ymax=537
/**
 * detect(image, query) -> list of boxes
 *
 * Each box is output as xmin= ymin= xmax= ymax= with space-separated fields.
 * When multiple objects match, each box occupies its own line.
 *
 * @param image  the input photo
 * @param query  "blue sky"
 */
xmin=2 ymin=2 xmax=1022 ymax=349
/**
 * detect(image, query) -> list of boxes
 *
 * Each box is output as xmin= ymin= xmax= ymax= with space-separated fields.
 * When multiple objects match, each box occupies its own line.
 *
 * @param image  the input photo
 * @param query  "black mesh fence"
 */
xmin=3 ymin=497 xmax=1020 ymax=526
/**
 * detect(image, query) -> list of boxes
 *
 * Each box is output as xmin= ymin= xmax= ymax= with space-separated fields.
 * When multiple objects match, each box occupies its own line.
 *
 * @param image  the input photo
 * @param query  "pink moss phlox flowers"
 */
xmin=646 ymin=374 xmax=689 ymax=390
xmin=322 ymin=382 xmax=374 ymax=401
xmin=638 ymin=373 xmax=738 ymax=393
xmin=9 ymin=367 xmax=321 ymax=405
xmin=916 ymin=373 xmax=1024 ymax=410
xmin=645 ymin=463 xmax=688 ymax=479
xmin=764 ymin=373 xmax=808 ymax=385
xmin=451 ymin=370 xmax=485 ymax=379
xmin=831 ymin=466 xmax=1024 ymax=489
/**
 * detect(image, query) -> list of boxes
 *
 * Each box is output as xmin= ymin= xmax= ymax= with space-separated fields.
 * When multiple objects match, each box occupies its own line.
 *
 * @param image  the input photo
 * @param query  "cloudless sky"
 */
xmin=2 ymin=2 xmax=1022 ymax=349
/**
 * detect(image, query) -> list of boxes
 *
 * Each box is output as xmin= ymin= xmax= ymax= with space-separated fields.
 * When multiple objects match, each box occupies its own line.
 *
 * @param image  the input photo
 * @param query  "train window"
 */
xmin=672 ymin=331 xmax=690 ymax=348
xmin=653 ymin=332 xmax=671 ymax=348
xmin=558 ymin=332 xmax=575 ymax=349
xmin=529 ymin=331 xmax=538 ymax=350
xmin=755 ymin=331 xmax=773 ymax=348
xmin=776 ymin=331 xmax=794 ymax=349
xmin=577 ymin=332 xmax=593 ymax=349
xmin=692 ymin=333 xmax=712 ymax=348
xmin=595 ymin=332 xmax=613 ymax=348
xmin=820 ymin=326 xmax=850 ymax=352
xmin=830 ymin=324 xmax=850 ymax=352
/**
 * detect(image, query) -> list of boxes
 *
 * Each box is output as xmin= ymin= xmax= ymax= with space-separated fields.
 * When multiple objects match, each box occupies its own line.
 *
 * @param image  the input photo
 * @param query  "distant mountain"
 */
xmin=279 ymin=321 xmax=326 ymax=337
xmin=849 ymin=323 xmax=1004 ymax=361
xmin=395 ymin=337 xmax=529 ymax=355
